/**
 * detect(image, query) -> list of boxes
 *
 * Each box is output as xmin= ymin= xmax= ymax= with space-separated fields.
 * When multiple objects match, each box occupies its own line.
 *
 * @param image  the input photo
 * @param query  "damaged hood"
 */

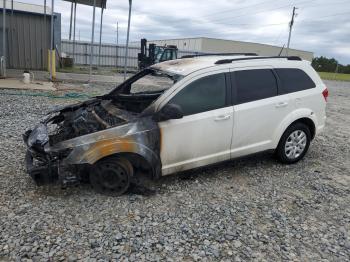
xmin=49 ymin=120 xmax=140 ymax=151
xmin=29 ymin=98 xmax=139 ymax=151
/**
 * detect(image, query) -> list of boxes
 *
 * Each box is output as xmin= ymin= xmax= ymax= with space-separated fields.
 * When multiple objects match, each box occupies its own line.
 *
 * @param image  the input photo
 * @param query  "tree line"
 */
xmin=312 ymin=56 xmax=350 ymax=74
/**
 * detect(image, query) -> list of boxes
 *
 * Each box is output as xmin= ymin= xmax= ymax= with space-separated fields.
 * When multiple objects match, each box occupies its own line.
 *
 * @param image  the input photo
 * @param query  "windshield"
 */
xmin=108 ymin=68 xmax=183 ymax=96
xmin=104 ymin=69 xmax=183 ymax=114
xmin=131 ymin=72 xmax=179 ymax=94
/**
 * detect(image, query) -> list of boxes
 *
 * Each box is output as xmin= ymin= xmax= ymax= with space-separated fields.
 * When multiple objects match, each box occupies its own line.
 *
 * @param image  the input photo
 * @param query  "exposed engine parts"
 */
xmin=49 ymin=100 xmax=126 ymax=145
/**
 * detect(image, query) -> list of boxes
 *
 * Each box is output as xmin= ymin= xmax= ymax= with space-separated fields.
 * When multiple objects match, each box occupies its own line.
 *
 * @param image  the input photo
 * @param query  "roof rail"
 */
xmin=181 ymin=53 xmax=258 ymax=59
xmin=215 ymin=56 xmax=302 ymax=65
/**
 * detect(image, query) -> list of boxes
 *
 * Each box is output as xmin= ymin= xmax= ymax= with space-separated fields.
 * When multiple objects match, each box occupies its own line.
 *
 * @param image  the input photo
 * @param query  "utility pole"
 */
xmin=98 ymin=7 xmax=104 ymax=66
xmin=69 ymin=3 xmax=73 ymax=40
xmin=89 ymin=0 xmax=96 ymax=82
xmin=116 ymin=21 xmax=119 ymax=68
xmin=116 ymin=21 xmax=119 ymax=46
xmin=2 ymin=0 xmax=6 ymax=77
xmin=44 ymin=0 xmax=47 ymax=70
xmin=72 ymin=1 xmax=77 ymax=61
xmin=286 ymin=6 xmax=297 ymax=56
xmin=50 ymin=0 xmax=55 ymax=81
xmin=124 ymin=0 xmax=132 ymax=80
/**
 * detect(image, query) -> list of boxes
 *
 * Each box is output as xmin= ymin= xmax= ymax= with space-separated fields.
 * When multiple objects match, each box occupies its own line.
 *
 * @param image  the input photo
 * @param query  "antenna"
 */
xmin=278 ymin=44 xmax=285 ymax=56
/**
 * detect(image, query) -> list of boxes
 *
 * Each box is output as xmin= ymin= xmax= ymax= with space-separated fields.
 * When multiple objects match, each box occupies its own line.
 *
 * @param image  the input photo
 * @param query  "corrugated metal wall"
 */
xmin=0 ymin=10 xmax=60 ymax=70
xmin=61 ymin=40 xmax=140 ymax=68
xmin=61 ymin=40 xmax=201 ymax=69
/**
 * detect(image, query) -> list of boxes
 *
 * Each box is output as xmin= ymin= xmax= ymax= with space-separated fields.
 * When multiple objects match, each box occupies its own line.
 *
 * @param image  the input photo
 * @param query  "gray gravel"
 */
xmin=0 ymin=80 xmax=349 ymax=261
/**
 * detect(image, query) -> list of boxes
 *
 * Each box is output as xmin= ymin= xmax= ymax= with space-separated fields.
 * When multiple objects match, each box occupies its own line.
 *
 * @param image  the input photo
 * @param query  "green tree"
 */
xmin=339 ymin=64 xmax=350 ymax=74
xmin=312 ymin=56 xmax=338 ymax=72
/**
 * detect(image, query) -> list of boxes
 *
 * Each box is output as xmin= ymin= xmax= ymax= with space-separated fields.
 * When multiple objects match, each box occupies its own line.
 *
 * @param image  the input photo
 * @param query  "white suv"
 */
xmin=24 ymin=55 xmax=328 ymax=195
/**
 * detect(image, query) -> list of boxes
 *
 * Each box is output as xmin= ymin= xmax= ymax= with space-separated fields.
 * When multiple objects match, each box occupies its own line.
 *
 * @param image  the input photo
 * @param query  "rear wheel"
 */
xmin=90 ymin=157 xmax=133 ymax=196
xmin=275 ymin=122 xmax=311 ymax=164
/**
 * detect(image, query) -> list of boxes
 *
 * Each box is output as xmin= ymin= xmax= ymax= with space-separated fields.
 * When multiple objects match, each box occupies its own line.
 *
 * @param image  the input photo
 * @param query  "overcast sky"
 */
xmin=26 ymin=0 xmax=350 ymax=64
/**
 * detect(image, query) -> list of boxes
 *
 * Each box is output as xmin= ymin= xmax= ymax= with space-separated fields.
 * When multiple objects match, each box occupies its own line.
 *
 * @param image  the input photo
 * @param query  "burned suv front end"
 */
xmin=23 ymin=68 xmax=178 ymax=189
xmin=23 ymin=99 xmax=131 ymax=186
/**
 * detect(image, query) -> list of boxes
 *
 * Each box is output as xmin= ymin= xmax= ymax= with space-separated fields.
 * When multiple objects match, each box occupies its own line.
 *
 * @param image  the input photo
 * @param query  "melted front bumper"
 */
xmin=23 ymin=129 xmax=58 ymax=185
xmin=25 ymin=149 xmax=58 ymax=185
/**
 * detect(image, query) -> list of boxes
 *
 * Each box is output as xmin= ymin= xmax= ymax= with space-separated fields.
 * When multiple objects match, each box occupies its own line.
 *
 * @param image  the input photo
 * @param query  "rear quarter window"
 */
xmin=275 ymin=68 xmax=316 ymax=94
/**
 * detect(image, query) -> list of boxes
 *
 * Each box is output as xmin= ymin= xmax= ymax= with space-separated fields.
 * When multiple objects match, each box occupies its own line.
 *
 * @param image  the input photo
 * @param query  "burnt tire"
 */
xmin=90 ymin=157 xmax=133 ymax=196
xmin=275 ymin=122 xmax=311 ymax=164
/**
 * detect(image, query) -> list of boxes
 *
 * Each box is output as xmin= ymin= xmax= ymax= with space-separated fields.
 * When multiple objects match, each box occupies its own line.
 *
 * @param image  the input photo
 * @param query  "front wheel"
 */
xmin=90 ymin=157 xmax=133 ymax=196
xmin=275 ymin=122 xmax=311 ymax=164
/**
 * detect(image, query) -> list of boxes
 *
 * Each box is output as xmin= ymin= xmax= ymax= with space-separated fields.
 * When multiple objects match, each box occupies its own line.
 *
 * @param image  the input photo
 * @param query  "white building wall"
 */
xmin=148 ymin=37 xmax=313 ymax=61
xmin=149 ymin=38 xmax=203 ymax=52
xmin=201 ymin=38 xmax=313 ymax=61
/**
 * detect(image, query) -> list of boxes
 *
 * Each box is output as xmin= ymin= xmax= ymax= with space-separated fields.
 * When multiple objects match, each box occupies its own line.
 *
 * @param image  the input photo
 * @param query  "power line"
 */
xmin=199 ymin=0 xmax=279 ymax=18
xmin=273 ymin=27 xmax=288 ymax=44
xmin=298 ymin=11 xmax=350 ymax=23
xmin=146 ymin=0 xmax=311 ymax=23
xmin=63 ymin=0 xmax=350 ymax=46
xmin=134 ymin=0 xmax=278 ymax=20
xmin=201 ymin=0 xmax=344 ymax=19
xmin=128 ymin=0 xmax=317 ymax=32
xmin=295 ymin=0 xmax=349 ymax=8
xmin=98 ymin=8 xmax=350 ymax=45
xmin=203 ymin=0 xmax=317 ymax=24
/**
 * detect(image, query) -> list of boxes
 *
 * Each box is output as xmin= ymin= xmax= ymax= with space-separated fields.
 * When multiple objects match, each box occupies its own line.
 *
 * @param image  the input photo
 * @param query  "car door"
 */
xmin=230 ymin=67 xmax=293 ymax=158
xmin=158 ymin=71 xmax=233 ymax=175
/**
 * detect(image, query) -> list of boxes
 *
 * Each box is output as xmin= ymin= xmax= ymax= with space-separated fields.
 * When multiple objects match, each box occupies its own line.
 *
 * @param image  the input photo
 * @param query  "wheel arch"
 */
xmin=272 ymin=109 xmax=317 ymax=148
xmin=292 ymin=118 xmax=316 ymax=139
xmin=66 ymin=140 xmax=162 ymax=180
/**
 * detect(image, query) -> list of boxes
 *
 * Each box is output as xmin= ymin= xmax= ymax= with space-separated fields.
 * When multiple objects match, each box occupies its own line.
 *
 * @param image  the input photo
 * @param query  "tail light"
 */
xmin=322 ymin=88 xmax=329 ymax=102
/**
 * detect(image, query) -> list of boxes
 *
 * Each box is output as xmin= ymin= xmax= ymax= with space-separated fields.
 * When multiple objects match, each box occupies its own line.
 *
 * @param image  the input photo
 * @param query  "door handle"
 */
xmin=275 ymin=102 xmax=288 ymax=108
xmin=214 ymin=115 xmax=231 ymax=121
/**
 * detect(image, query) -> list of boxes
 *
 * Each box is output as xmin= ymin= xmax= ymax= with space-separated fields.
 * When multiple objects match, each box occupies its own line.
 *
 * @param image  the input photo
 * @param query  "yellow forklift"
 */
xmin=138 ymin=39 xmax=178 ymax=70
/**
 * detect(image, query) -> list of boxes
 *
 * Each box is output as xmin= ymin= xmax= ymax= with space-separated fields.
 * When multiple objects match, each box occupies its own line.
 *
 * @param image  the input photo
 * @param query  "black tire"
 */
xmin=275 ymin=122 xmax=311 ymax=164
xmin=90 ymin=156 xmax=133 ymax=196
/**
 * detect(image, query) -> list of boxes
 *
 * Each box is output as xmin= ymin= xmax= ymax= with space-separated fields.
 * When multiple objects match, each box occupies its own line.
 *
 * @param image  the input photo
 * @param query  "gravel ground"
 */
xmin=0 ymin=80 xmax=349 ymax=261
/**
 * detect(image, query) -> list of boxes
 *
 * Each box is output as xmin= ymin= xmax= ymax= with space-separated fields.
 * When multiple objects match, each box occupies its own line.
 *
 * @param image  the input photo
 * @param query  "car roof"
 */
xmin=151 ymin=55 xmax=307 ymax=76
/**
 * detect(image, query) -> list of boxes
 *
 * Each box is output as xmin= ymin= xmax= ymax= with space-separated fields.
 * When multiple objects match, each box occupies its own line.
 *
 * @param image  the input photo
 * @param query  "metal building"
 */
xmin=149 ymin=37 xmax=314 ymax=61
xmin=0 ymin=1 xmax=61 ymax=70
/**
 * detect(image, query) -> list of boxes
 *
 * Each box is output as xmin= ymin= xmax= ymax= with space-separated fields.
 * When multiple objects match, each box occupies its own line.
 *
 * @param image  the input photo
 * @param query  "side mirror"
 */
xmin=153 ymin=103 xmax=183 ymax=122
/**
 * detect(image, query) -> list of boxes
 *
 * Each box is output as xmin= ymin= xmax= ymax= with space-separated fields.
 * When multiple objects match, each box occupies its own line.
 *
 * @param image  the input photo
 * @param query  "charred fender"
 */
xmin=47 ymin=116 xmax=162 ymax=180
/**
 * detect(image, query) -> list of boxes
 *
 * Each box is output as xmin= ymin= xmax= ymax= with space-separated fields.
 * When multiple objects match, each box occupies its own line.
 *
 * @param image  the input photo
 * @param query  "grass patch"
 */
xmin=318 ymin=72 xmax=350 ymax=81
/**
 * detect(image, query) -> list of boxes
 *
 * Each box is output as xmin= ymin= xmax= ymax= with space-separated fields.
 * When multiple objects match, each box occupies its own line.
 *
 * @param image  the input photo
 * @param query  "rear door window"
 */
xmin=168 ymin=73 xmax=227 ymax=116
xmin=275 ymin=68 xmax=316 ymax=94
xmin=233 ymin=69 xmax=278 ymax=104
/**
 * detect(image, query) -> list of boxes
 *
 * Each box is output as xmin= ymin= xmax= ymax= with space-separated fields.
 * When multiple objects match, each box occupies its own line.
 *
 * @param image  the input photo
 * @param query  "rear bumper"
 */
xmin=315 ymin=115 xmax=327 ymax=136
